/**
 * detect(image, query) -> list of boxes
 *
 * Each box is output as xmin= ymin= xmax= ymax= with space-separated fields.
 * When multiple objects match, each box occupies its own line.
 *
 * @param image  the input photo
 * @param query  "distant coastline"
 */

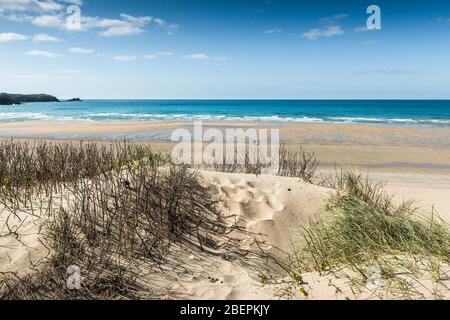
xmin=0 ymin=93 xmax=59 ymax=105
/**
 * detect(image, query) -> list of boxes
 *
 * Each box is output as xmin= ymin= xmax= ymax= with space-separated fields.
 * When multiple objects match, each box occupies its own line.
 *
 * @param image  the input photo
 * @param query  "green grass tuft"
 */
xmin=295 ymin=172 xmax=450 ymax=298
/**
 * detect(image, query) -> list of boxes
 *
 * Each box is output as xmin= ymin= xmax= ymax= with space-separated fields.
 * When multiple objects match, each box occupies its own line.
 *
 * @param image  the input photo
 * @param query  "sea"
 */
xmin=1 ymin=100 xmax=450 ymax=127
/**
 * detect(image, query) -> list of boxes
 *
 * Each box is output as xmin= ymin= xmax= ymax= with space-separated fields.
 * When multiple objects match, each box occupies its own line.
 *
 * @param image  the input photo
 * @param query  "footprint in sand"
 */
xmin=214 ymin=176 xmax=285 ymax=229
xmin=248 ymin=190 xmax=265 ymax=202
xmin=266 ymin=194 xmax=284 ymax=211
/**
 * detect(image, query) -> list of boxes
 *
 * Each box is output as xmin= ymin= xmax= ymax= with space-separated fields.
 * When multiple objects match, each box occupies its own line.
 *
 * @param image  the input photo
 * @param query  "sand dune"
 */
xmin=2 ymin=169 xmax=450 ymax=300
xmin=0 ymin=211 xmax=47 ymax=278
xmin=0 ymin=170 xmax=332 ymax=299
xmin=201 ymin=171 xmax=331 ymax=254
xmin=123 ymin=171 xmax=332 ymax=300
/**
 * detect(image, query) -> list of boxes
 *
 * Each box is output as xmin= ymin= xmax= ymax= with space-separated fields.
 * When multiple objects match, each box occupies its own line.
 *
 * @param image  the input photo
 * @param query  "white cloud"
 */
xmin=436 ymin=17 xmax=450 ymax=24
xmin=183 ymin=53 xmax=229 ymax=64
xmin=119 ymin=13 xmax=151 ymax=25
xmin=1 ymin=4 xmax=178 ymax=39
xmin=302 ymin=25 xmax=344 ymax=40
xmin=25 ymin=49 xmax=61 ymax=58
xmin=0 ymin=32 xmax=28 ymax=42
xmin=153 ymin=18 xmax=165 ymax=27
xmin=37 ymin=0 xmax=62 ymax=11
xmin=146 ymin=16 xmax=179 ymax=35
xmin=156 ymin=51 xmax=175 ymax=56
xmin=0 ymin=0 xmax=63 ymax=12
xmin=0 ymin=31 xmax=61 ymax=43
xmin=183 ymin=53 xmax=210 ymax=60
xmin=69 ymin=47 xmax=93 ymax=54
xmin=112 ymin=55 xmax=137 ymax=61
xmin=99 ymin=25 xmax=144 ymax=37
xmin=33 ymin=33 xmax=59 ymax=42
xmin=32 ymin=13 xmax=171 ymax=37
xmin=3 ymin=13 xmax=31 ymax=22
xmin=320 ymin=13 xmax=349 ymax=24
xmin=264 ymin=28 xmax=282 ymax=34
xmin=26 ymin=13 xmax=145 ymax=36
xmin=144 ymin=51 xmax=175 ymax=60
xmin=1 ymin=4 xmax=179 ymax=37
xmin=63 ymin=0 xmax=83 ymax=5
xmin=301 ymin=14 xmax=347 ymax=40
xmin=120 ymin=13 xmax=179 ymax=35
xmin=166 ymin=24 xmax=179 ymax=35
xmin=354 ymin=26 xmax=371 ymax=33
xmin=32 ymin=14 xmax=64 ymax=28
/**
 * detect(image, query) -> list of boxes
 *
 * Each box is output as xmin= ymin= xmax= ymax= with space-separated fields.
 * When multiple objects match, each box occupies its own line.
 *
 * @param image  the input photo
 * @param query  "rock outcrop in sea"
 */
xmin=0 ymin=93 xmax=60 ymax=105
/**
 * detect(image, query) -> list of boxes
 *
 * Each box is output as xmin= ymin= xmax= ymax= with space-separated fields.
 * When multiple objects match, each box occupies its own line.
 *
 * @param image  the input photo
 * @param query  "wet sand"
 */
xmin=1 ymin=120 xmax=449 ymax=218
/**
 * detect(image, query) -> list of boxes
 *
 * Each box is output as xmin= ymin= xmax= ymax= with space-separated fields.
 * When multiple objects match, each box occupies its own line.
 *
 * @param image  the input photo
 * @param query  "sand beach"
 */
xmin=1 ymin=119 xmax=450 ymax=300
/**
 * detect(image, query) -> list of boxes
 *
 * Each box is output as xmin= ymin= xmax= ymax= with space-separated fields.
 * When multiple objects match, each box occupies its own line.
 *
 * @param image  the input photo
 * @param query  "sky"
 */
xmin=1 ymin=0 xmax=450 ymax=99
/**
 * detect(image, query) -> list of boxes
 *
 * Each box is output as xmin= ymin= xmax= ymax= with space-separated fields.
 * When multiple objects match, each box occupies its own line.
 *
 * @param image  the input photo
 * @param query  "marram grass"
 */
xmin=295 ymin=172 xmax=450 ymax=298
xmin=301 ymin=195 xmax=450 ymax=272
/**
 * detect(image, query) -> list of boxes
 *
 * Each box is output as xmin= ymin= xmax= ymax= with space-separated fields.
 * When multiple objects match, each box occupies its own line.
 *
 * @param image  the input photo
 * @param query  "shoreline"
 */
xmin=1 ymin=119 xmax=450 ymax=142
xmin=1 ymin=120 xmax=449 ymax=172
xmin=1 ymin=120 xmax=449 ymax=217
xmin=1 ymin=118 xmax=449 ymax=128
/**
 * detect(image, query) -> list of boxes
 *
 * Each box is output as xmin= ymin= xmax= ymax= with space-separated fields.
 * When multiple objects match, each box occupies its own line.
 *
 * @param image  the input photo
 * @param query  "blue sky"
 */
xmin=1 ymin=0 xmax=450 ymax=99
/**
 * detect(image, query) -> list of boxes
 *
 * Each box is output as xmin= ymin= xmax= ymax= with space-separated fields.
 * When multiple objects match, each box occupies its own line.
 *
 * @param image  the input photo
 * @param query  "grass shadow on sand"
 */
xmin=0 ymin=139 xmax=290 ymax=299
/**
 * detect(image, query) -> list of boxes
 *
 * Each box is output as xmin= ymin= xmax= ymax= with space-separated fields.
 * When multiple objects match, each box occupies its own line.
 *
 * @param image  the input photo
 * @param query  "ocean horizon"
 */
xmin=1 ymin=99 xmax=450 ymax=127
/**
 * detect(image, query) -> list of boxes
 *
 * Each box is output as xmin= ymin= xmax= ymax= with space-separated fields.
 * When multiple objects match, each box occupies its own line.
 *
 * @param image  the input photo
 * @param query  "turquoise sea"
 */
xmin=1 ymin=100 xmax=450 ymax=127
